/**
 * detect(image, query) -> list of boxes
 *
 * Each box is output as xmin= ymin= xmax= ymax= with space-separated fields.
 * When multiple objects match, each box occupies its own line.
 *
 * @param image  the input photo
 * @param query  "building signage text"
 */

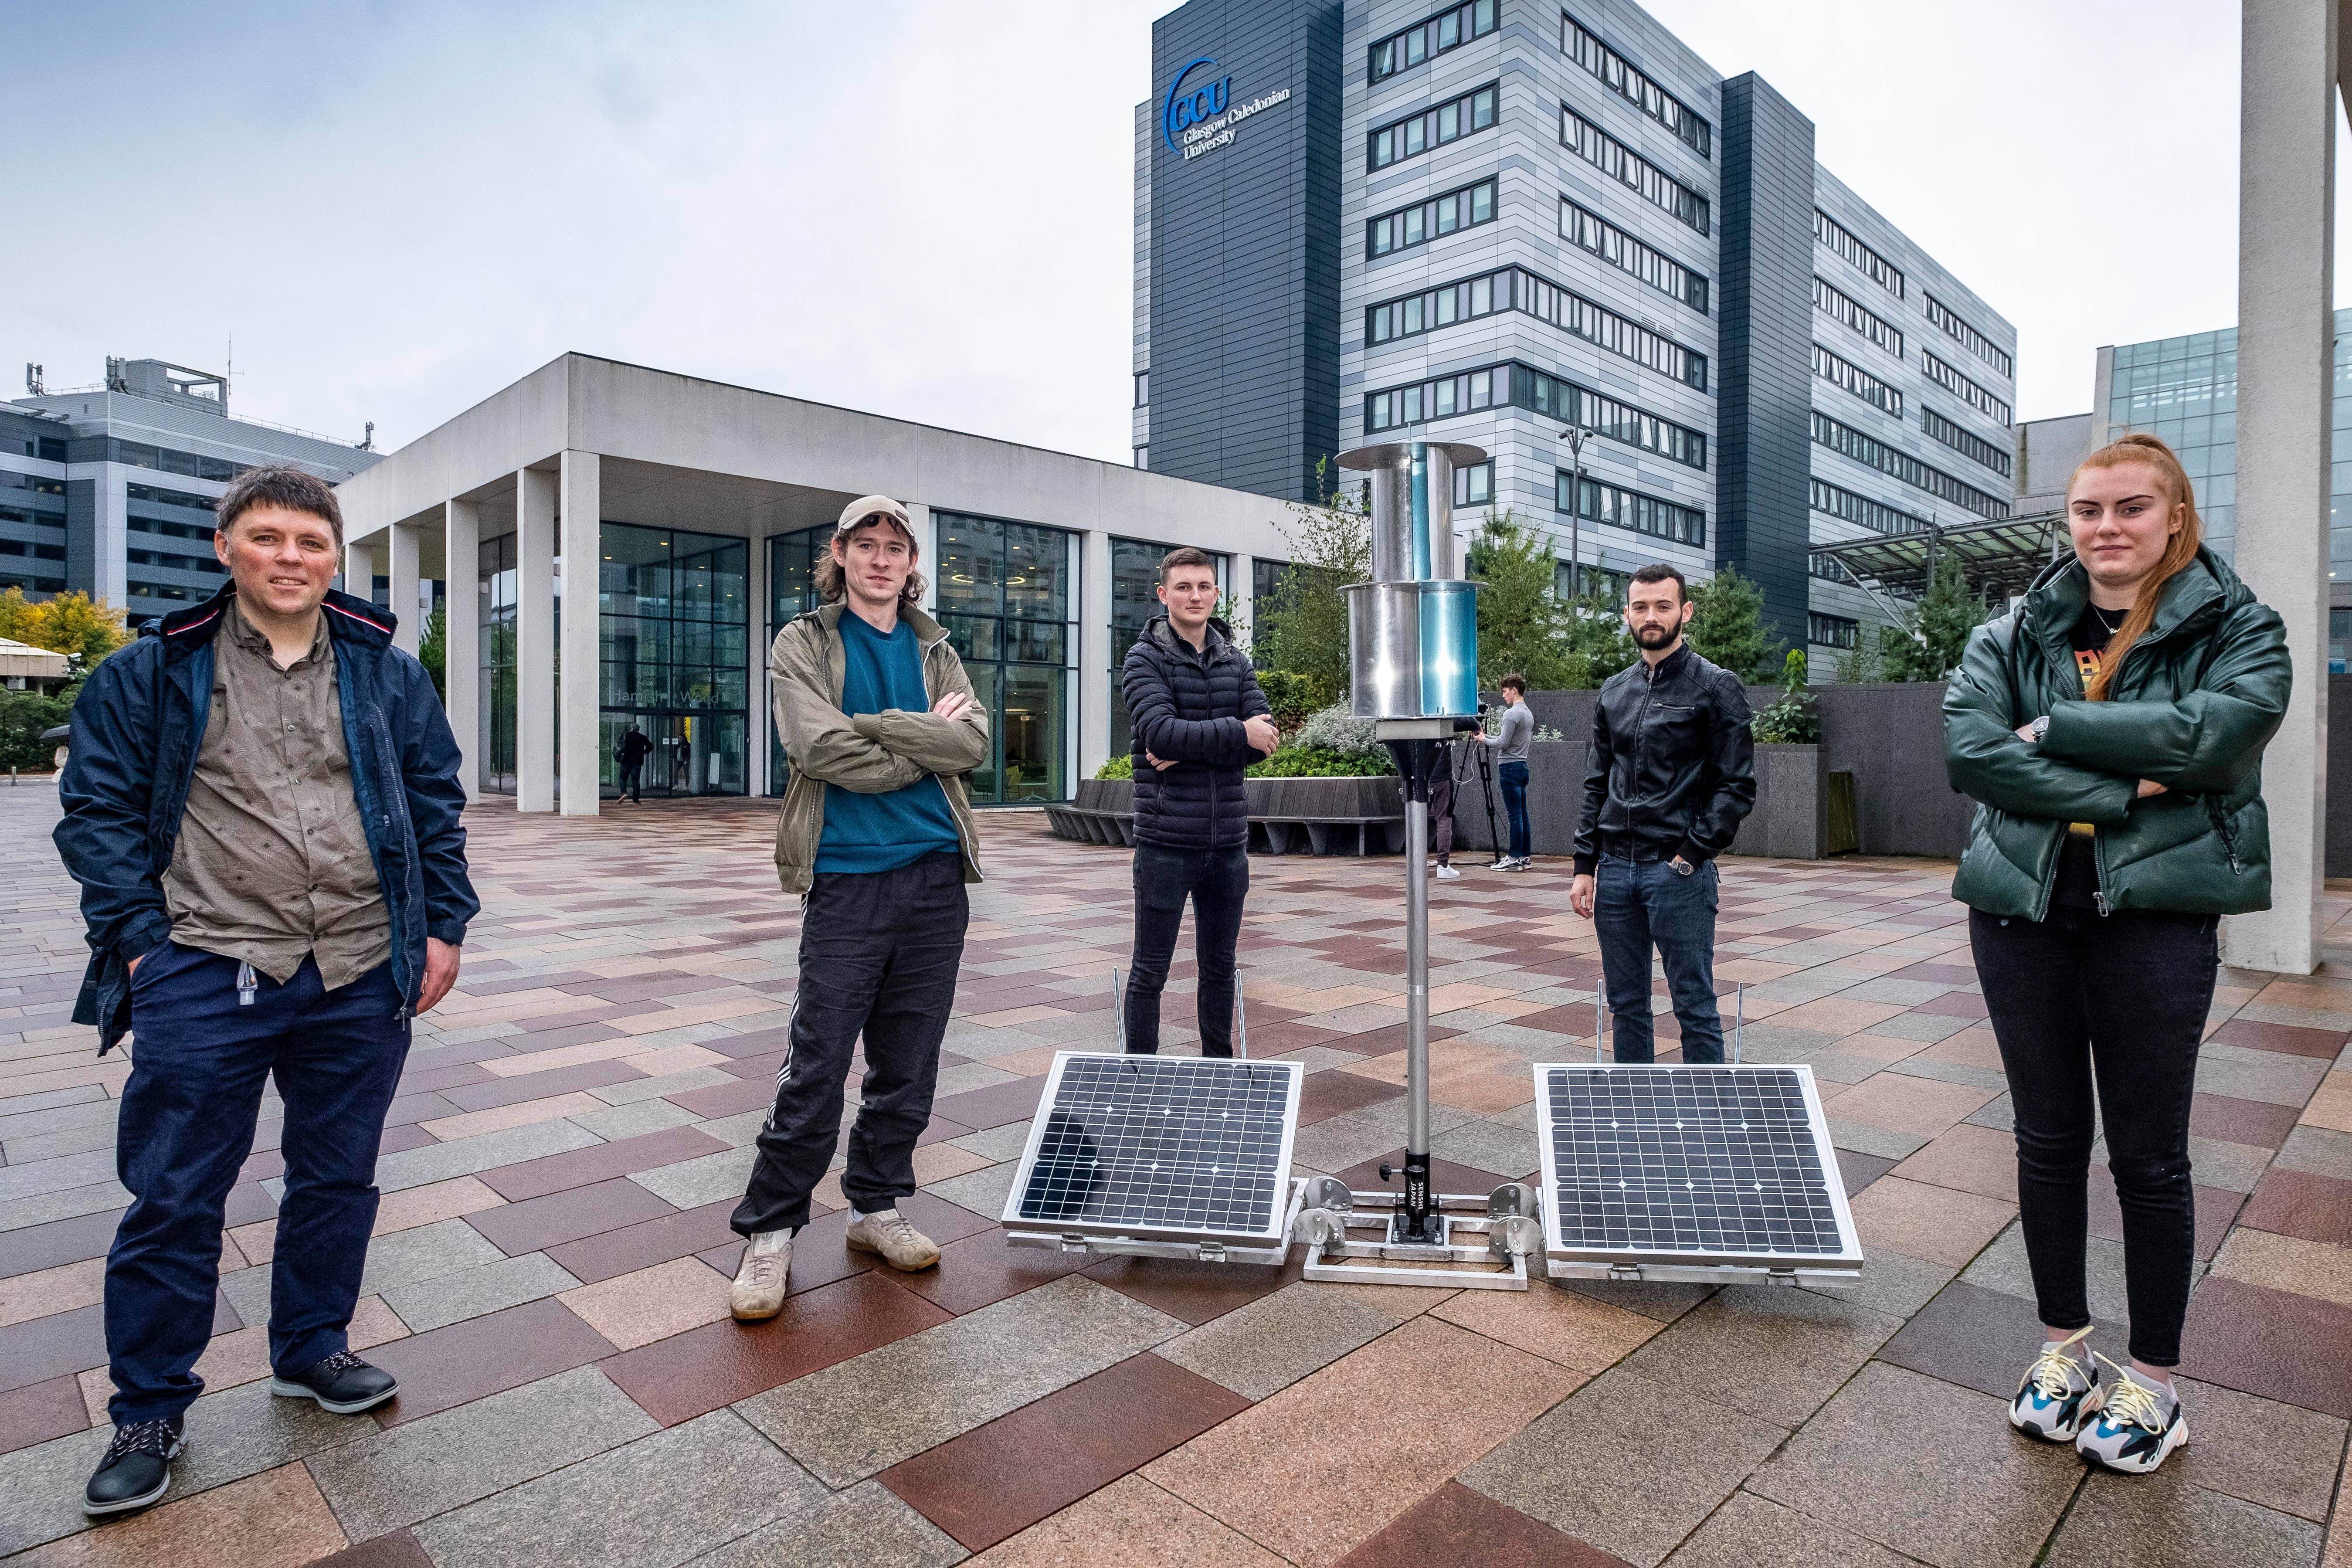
xmin=1161 ymin=55 xmax=1292 ymax=163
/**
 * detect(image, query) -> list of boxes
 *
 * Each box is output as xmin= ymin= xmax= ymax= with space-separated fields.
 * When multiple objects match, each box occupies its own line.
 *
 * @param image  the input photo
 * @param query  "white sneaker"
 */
xmin=1434 ymin=865 xmax=1461 ymax=880
xmin=2008 ymin=1325 xmax=2095 ymax=1442
xmin=2075 ymin=1354 xmax=2188 ymax=1473
xmin=844 ymin=1207 xmax=940 ymax=1271
xmin=728 ymin=1229 xmax=792 ymax=1320
xmin=1500 ymin=857 xmax=1531 ymax=872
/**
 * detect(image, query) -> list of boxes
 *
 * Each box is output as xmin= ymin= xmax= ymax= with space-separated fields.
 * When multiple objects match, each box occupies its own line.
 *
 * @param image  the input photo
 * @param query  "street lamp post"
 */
xmin=1561 ymin=423 xmax=1591 ymax=601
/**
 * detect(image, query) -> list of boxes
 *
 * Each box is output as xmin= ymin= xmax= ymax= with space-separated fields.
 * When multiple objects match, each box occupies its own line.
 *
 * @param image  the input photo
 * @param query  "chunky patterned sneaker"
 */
xmin=729 ymin=1229 xmax=792 ymax=1320
xmin=2075 ymin=1354 xmax=2188 ymax=1474
xmin=844 ymin=1208 xmax=940 ymax=1271
xmin=84 ymin=1417 xmax=183 ymax=1516
xmin=2009 ymin=1325 xmax=2095 ymax=1442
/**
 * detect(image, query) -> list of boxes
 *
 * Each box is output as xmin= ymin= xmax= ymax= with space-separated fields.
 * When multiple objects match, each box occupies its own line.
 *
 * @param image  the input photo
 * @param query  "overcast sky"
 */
xmin=3 ymin=0 xmax=2342 ymax=462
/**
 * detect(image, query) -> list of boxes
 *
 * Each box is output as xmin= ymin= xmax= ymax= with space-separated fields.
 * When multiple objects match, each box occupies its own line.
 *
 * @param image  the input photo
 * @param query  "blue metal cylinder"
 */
xmin=1418 ymin=580 xmax=1479 ymax=717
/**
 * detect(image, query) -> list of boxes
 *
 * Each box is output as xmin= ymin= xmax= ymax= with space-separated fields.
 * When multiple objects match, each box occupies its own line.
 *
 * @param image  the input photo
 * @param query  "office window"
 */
xmin=1926 ymin=295 xmax=2013 ymax=378
xmin=1922 ymin=407 xmax=2014 ymax=478
xmin=1813 ymin=210 xmax=1905 ymax=299
xmin=1809 ymin=612 xmax=1860 ymax=649
xmin=0 ymin=471 xmax=67 ymax=496
xmin=764 ymin=525 xmax=829 ymax=796
xmin=598 ymin=522 xmax=750 ymax=798
xmin=478 ymin=533 xmax=519 ymax=796
xmin=1813 ymin=343 xmax=1902 ymax=417
xmin=1133 ymin=372 xmax=1148 ymax=408
xmin=1811 ymin=478 xmax=1926 ymax=536
xmin=1110 ymin=537 xmax=1230 ymax=757
xmin=124 ymin=547 xmax=226 ymax=574
xmin=1370 ymin=0 xmax=1497 ymax=81
xmin=126 ymin=578 xmax=213 ymax=603
xmin=125 ymin=482 xmax=216 ymax=512
xmin=1366 ymin=265 xmax=1706 ymax=388
xmin=1560 ymin=108 xmax=1710 ymax=234
xmin=1363 ymin=359 xmax=1707 ymax=470
xmin=1370 ymin=81 xmax=1498 ymax=170
xmin=1812 ymin=411 xmax=2010 ymax=518
xmin=1133 ymin=446 xmax=1148 ymax=470
xmin=1557 ymin=561 xmax=1632 ymax=602
xmin=1808 ymin=551 xmax=1851 ymax=582
xmin=935 ymin=510 xmax=1078 ymax=804
xmin=1560 ymin=14 xmax=1711 ymax=157
xmin=0 ymin=538 xmax=65 ymax=561
xmin=1560 ymin=199 xmax=1708 ymax=313
xmin=1813 ymin=276 xmax=1904 ymax=360
xmin=1368 ymin=177 xmax=1497 ymax=258
xmin=1454 ymin=460 xmax=1494 ymax=508
xmin=1922 ymin=351 xmax=2013 ymax=427
xmin=1555 ymin=469 xmax=1706 ymax=546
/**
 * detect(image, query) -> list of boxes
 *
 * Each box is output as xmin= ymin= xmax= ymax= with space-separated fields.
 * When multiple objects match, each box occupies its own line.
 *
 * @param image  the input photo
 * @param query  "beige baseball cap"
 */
xmin=835 ymin=495 xmax=914 ymax=538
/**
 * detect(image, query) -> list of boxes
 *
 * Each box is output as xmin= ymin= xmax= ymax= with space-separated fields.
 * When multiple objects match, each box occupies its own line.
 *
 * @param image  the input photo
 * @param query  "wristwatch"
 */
xmin=2027 ymin=716 xmax=2050 ymax=744
xmin=1670 ymin=857 xmax=1694 ymax=876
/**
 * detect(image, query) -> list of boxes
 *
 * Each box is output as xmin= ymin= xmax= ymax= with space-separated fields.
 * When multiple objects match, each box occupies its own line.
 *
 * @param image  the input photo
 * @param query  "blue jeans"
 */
xmin=1594 ymin=854 xmax=1724 ymax=1063
xmin=1498 ymin=760 xmax=1531 ymax=861
xmin=107 ymin=944 xmax=411 ymax=1425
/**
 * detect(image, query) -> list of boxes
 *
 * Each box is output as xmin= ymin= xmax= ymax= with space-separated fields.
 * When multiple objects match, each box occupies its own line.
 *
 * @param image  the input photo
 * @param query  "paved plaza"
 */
xmin=3 ymin=781 xmax=2351 ymax=1567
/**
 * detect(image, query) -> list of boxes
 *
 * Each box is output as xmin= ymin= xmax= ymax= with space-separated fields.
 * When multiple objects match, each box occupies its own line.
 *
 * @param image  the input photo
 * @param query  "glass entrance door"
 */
xmin=934 ymin=510 xmax=1077 ymax=804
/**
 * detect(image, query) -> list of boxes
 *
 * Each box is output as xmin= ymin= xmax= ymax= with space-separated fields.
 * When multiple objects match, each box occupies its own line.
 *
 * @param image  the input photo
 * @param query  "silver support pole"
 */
xmin=1404 ymin=798 xmax=1431 ymax=1156
xmin=1235 ymin=984 xmax=1248 ymax=1060
xmin=1593 ymin=990 xmax=1605 ymax=1065
xmin=1113 ymin=967 xmax=1127 ymax=1054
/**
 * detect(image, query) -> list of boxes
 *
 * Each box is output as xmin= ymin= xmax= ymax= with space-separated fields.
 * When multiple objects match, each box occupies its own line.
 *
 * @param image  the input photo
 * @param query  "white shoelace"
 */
xmin=2092 ymin=1353 xmax=2169 ymax=1433
xmin=2024 ymin=1326 xmax=2093 ymax=1402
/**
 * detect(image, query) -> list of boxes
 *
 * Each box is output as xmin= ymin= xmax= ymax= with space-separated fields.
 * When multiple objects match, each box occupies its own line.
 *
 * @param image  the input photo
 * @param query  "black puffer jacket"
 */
xmin=1123 ymin=615 xmax=1270 ymax=850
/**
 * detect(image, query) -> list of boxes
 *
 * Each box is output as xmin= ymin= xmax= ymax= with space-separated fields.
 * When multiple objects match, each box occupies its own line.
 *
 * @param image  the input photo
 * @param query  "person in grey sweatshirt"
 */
xmin=1485 ymin=675 xmax=1534 ymax=868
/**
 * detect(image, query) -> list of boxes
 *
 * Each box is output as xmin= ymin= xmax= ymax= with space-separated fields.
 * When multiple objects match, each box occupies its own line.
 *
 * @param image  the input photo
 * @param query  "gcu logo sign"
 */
xmin=1161 ymin=57 xmax=1230 ymax=151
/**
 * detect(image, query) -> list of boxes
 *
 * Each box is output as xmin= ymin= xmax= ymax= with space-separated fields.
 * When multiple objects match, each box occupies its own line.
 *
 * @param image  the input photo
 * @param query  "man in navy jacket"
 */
xmin=1120 ymin=547 xmax=1278 ymax=1055
xmin=54 ymin=465 xmax=476 ymax=1517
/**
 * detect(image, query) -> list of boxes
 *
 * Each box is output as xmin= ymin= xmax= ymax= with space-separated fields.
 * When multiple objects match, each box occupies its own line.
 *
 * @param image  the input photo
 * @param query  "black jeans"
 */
xmin=1499 ymin=759 xmax=1531 ymax=860
xmin=620 ymin=761 xmax=643 ymax=802
xmin=733 ymin=850 xmax=967 ymax=1235
xmin=1126 ymin=842 xmax=1249 ymax=1056
xmin=1970 ymin=905 xmax=2216 ymax=1367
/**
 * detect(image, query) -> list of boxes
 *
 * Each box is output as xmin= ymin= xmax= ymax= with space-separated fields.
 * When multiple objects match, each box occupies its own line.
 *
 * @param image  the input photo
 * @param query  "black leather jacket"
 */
xmin=1573 ymin=641 xmax=1757 ymax=874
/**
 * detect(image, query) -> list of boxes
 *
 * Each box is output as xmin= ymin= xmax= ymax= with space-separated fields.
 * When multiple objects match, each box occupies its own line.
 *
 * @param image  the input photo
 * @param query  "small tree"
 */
xmin=1881 ymin=555 xmax=1985 ymax=681
xmin=1685 ymin=565 xmax=1785 ymax=681
xmin=1254 ymin=458 xmax=1369 ymax=707
xmin=1834 ymin=634 xmax=1885 ymax=684
xmin=417 ymin=603 xmax=448 ymax=704
xmin=1466 ymin=512 xmax=1578 ymax=691
xmin=0 ymin=587 xmax=131 ymax=675
xmin=1562 ymin=582 xmax=1638 ymax=686
xmin=1752 ymin=650 xmax=1823 ymax=743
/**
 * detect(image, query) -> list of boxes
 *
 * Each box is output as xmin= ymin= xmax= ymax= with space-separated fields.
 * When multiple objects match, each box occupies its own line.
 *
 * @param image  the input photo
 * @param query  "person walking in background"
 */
xmin=1945 ymin=434 xmax=2287 ymax=1476
xmin=1122 ymin=546 xmax=1279 ymax=1055
xmin=1428 ymin=737 xmax=1460 ymax=880
xmin=728 ymin=495 xmax=988 ymax=1321
xmin=54 ymin=465 xmax=475 ymax=1517
xmin=1569 ymin=564 xmax=1755 ymax=1064
xmin=616 ymin=722 xmax=652 ymax=803
xmin=1484 ymin=675 xmax=1534 ymax=869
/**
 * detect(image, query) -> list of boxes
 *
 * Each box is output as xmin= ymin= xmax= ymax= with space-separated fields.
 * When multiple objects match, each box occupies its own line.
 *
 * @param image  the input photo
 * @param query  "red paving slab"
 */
xmin=474 ymin=1124 xmax=732 ymax=1202
xmin=367 ymin=1297 xmax=618 ymax=1425
xmin=1335 ymin=1481 xmax=1631 ymax=1568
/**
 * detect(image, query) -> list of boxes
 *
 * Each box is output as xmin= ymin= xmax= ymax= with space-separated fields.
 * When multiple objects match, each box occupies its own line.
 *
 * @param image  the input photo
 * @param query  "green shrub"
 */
xmin=1093 ymin=753 xmax=1135 ymax=781
xmin=1246 ymin=744 xmax=1395 ymax=778
xmin=0 ymin=691 xmax=72 ymax=772
xmin=1255 ymin=669 xmax=1319 ymax=726
xmin=1752 ymin=651 xmax=1823 ymax=743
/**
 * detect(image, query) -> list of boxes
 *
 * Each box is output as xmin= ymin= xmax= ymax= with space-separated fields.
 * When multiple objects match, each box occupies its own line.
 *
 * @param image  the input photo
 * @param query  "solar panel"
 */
xmin=1533 ymin=1064 xmax=1863 ymax=1283
xmin=1001 ymin=1052 xmax=1305 ymax=1251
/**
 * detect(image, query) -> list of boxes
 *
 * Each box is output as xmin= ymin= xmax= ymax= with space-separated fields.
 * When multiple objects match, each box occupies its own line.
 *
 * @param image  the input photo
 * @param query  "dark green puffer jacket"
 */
xmin=1944 ymin=546 xmax=2290 ymax=920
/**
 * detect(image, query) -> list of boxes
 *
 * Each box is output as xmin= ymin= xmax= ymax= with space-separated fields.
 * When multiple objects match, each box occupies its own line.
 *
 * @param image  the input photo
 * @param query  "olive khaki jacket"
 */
xmin=1942 ymin=546 xmax=2288 ymax=920
xmin=770 ymin=600 xmax=988 ymax=896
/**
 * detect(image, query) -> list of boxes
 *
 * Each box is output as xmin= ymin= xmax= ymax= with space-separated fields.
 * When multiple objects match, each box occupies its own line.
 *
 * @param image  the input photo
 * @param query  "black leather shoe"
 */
xmin=84 ymin=1418 xmax=183 ymax=1517
xmin=269 ymin=1350 xmax=397 ymax=1415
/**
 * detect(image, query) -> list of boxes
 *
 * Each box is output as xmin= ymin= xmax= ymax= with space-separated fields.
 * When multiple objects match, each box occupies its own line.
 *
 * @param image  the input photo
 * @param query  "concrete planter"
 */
xmin=1731 ymin=744 xmax=1827 ymax=861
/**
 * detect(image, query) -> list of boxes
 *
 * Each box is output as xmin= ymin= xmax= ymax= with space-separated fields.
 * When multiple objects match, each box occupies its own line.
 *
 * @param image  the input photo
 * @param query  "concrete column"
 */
xmin=559 ymin=450 xmax=602 ymax=818
xmin=745 ymin=518 xmax=769 ymax=800
xmin=2220 ymin=0 xmax=2337 ymax=974
xmin=2090 ymin=345 xmax=2118 ymax=448
xmin=1079 ymin=528 xmax=1113 ymax=781
xmin=93 ymin=469 xmax=129 ymax=608
xmin=515 ymin=466 xmax=557 ymax=814
xmin=1230 ymin=550 xmax=1256 ymax=653
xmin=443 ymin=498 xmax=481 ymax=802
xmin=344 ymin=537 xmax=374 ymax=611
xmin=387 ymin=523 xmax=422 ymax=657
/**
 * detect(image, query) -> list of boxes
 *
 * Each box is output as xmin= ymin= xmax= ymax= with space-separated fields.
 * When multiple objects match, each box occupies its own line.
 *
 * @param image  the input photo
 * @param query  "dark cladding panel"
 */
xmin=1149 ymin=0 xmax=1343 ymax=502
xmin=64 ymin=478 xmax=97 ymax=597
xmin=1715 ymin=73 xmax=1816 ymax=652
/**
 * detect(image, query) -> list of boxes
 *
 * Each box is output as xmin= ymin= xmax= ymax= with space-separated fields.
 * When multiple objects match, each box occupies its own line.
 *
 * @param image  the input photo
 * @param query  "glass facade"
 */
xmin=477 ymin=533 xmax=519 ymax=796
xmin=934 ymin=510 xmax=1078 ymax=804
xmin=1108 ymin=538 xmax=1231 ymax=758
xmin=598 ymin=522 xmax=748 ymax=798
xmin=765 ymin=525 xmax=829 ymax=796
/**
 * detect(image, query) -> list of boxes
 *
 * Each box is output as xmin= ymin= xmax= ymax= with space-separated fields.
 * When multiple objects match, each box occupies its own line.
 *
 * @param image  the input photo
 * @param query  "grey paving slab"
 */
xmin=1660 ymin=1490 xmax=1920 ymax=1568
xmin=1618 ymin=1284 xmax=1904 ymax=1428
xmin=930 ymin=1061 xmax=1018 ymax=1098
xmin=2193 ymin=1045 xmax=2330 ymax=1109
xmin=1723 ymin=1023 xmax=1840 ymax=1062
xmin=305 ymin=1364 xmax=658 ymax=1540
xmin=1290 ymin=1115 xmax=1404 ymax=1177
xmin=685 ymin=1480 xmax=969 ymax=1568
xmin=372 ymin=1117 xmax=604 ymax=1193
xmin=1833 ymin=977 xmax=1959 ymax=1006
xmin=1963 ymin=1090 xmax=2015 ymax=1132
xmin=414 ymin=1408 xmax=827 ymax=1568
xmin=1266 ymin=1045 xmax=1368 ymax=1073
xmin=2 ymin=1121 xmax=117 ymax=1164
xmin=1154 ymin=1281 xmax=1415 ymax=1400
xmin=0 ymin=1178 xmax=130 ymax=1233
xmin=2272 ymin=1124 xmax=2352 ymax=1181
xmin=1826 ymin=1120 xmax=1929 ymax=1160
xmin=2043 ymin=1470 xmax=2322 ymax=1568
xmin=223 ymin=1216 xmax=502 ymax=1325
xmin=696 ymin=1108 xmax=770 ymax=1149
xmin=2235 ymin=1000 xmax=2352 ymax=1032
xmin=1429 ymin=1117 xmax=1539 ymax=1179
xmin=0 ymin=1147 xmax=120 ymax=1202
xmin=1803 ymin=1245 xmax=1953 ymax=1320
xmin=2182 ymin=1135 xmax=2275 ymax=1195
xmin=378 ymin=1250 xmax=584 ymax=1333
xmin=1746 ymin=1361 xmax=2082 ymax=1568
xmin=1869 ymin=1014 xmax=1979 ymax=1047
xmin=734 ymin=1274 xmax=1184 ymax=1487
xmin=1552 ymin=1276 xmax=1716 ymax=1323
xmin=2169 ymin=1376 xmax=2350 ymax=1524
xmin=568 ymin=1096 xmax=706 ymax=1143
xmin=0 ymin=1095 xmax=117 ymax=1144
xmin=586 ymin=1066 xmax=736 ymax=1106
xmin=1461 ymin=1366 xmax=1788 ymax=1568
xmin=924 ymin=1161 xmax=1016 ymax=1220
xmin=0 ymin=1084 xmax=107 ymax=1120
xmin=946 ymin=1118 xmax=1032 ymax=1164
xmin=0 ymin=1423 xmax=110 ymax=1556
xmin=628 ymin=1145 xmax=759 ymax=1210
xmin=1336 ymin=1096 xmax=1477 ymax=1136
xmin=1961 ymin=1222 xmax=2154 ymax=1324
xmin=1885 ymin=1052 xmax=2003 ymax=1086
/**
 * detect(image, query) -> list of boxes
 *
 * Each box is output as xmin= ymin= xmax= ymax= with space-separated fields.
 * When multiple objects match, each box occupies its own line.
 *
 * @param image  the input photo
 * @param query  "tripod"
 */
xmin=1465 ymin=729 xmax=1505 ymax=869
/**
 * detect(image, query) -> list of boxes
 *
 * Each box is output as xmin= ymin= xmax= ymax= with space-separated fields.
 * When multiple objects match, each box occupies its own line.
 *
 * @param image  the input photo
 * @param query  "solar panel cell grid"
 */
xmin=1545 ymin=1067 xmax=1846 ymax=1255
xmin=1013 ymin=1056 xmax=1296 ymax=1238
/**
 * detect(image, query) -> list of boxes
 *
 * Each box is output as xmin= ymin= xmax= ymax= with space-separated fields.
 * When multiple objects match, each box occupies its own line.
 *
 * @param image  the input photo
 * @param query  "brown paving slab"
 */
xmin=929 ymin=1074 xmax=1052 ymax=1133
xmin=0 ymin=1374 xmax=90 ymax=1456
xmin=1889 ymin=1122 xmax=2019 ymax=1203
xmin=365 ymin=1296 xmax=617 ymax=1426
xmin=967 ymin=1473 xmax=1286 ymax=1568
xmin=541 ymin=1198 xmax=740 ymax=1285
xmin=473 ymin=1124 xmax=730 ymax=1202
xmin=0 ymin=1301 xmax=108 ymax=1395
xmin=1827 ymin=1072 xmax=1999 ymax=1140
xmin=893 ymin=1225 xmax=1097 ymax=1316
xmin=1918 ymin=1023 xmax=2003 ymax=1071
xmin=368 ymin=1175 xmax=506 ymax=1238
xmin=462 ymin=1176 xmax=678 ymax=1257
xmin=1145 ymin=1316 xmax=1579 ymax=1568
xmin=1337 ymin=1042 xmax=1535 ymax=1113
xmin=1658 ymin=1491 xmax=1922 ymax=1568
xmin=1429 ymin=1280 xmax=1662 ymax=1372
xmin=0 ymin=1256 xmax=105 ymax=1330
xmin=2043 ymin=1468 xmax=2325 ymax=1568
xmin=598 ymin=1268 xmax=952 ymax=1427
xmin=2210 ymin=1018 xmax=2351 ymax=1059
xmin=879 ymin=1351 xmax=1251 ymax=1552
xmin=2237 ymin=1168 xmax=2352 ymax=1249
xmin=2308 ymin=1072 xmax=2352 ymax=1133
xmin=2085 ymin=1167 xmax=2241 ymax=1261
xmin=1844 ymin=1176 xmax=2013 ymax=1268
xmin=438 ymin=1057 xmax=648 ymax=1111
xmin=1759 ymin=996 xmax=1908 ymax=1036
xmin=1876 ymin=1279 xmax=2128 ymax=1399
xmin=1083 ymin=1252 xmax=1304 ymax=1327
xmin=1297 ymin=1068 xmax=1402 ymax=1125
xmin=2195 ymin=1091 xmax=2307 ymax=1149
xmin=2162 ymin=1376 xmax=2352 ymax=1524
xmin=1335 ymin=1480 xmax=1629 ymax=1568
xmin=2180 ymin=1275 xmax=2352 ymax=1418
xmin=662 ymin=1075 xmax=777 ymax=1118
xmin=300 ymin=1530 xmax=434 ymax=1568
xmin=1836 ymin=1149 xmax=1898 ymax=1196
xmin=1617 ymin=1285 xmax=1904 ymax=1429
xmin=556 ymin=1255 xmax=733 ymax=1351
xmin=13 ymin=1459 xmax=349 ymax=1567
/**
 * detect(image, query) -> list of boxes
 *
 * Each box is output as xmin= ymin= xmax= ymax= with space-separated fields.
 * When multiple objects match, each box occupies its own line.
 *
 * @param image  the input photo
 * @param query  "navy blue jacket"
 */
xmin=55 ymin=585 xmax=479 ymax=1052
xmin=1123 ymin=615 xmax=1270 ymax=851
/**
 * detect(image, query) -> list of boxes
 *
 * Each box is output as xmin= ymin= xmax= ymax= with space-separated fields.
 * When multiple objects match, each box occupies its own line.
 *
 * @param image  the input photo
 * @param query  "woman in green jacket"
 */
xmin=1943 ymin=433 xmax=2289 ymax=1476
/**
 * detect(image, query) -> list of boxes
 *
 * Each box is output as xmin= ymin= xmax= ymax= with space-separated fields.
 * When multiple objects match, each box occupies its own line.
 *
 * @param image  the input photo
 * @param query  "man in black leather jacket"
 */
xmin=1570 ymin=563 xmax=1756 ymax=1062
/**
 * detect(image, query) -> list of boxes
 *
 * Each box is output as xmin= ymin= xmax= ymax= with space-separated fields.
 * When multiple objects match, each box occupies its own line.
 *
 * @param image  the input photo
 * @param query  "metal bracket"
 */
xmin=1607 ymin=1262 xmax=1646 ymax=1282
xmin=1297 ymin=1181 xmax=1541 ymax=1291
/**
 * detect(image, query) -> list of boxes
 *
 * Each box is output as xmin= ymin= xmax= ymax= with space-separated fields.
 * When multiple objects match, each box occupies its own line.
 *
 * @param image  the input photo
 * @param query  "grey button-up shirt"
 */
xmin=161 ymin=597 xmax=391 ymax=989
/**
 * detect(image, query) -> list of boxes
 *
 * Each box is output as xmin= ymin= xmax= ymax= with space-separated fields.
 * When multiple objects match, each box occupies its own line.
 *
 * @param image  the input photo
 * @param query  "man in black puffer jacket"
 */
xmin=1121 ymin=547 xmax=1279 ymax=1055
